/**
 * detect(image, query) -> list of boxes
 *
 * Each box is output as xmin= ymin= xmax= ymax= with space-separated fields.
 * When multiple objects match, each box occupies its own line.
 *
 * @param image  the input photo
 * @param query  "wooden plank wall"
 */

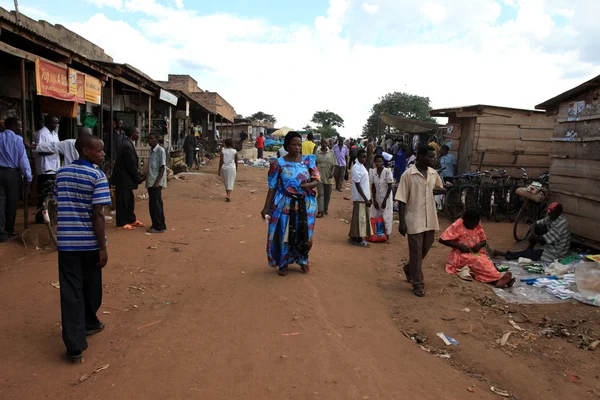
xmin=548 ymin=88 xmax=600 ymax=245
xmin=468 ymin=108 xmax=553 ymax=177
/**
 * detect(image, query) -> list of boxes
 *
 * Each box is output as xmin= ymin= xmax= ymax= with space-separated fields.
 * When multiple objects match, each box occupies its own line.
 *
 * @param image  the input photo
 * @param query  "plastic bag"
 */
xmin=368 ymin=218 xmax=387 ymax=243
xmin=574 ymin=262 xmax=600 ymax=297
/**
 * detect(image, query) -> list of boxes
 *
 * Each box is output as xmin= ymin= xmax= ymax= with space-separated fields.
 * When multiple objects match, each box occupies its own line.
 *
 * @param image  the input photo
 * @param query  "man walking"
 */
xmin=315 ymin=139 xmax=335 ymax=217
xmin=333 ymin=137 xmax=349 ymax=192
xmin=255 ymin=132 xmax=265 ymax=159
xmin=34 ymin=115 xmax=60 ymax=223
xmin=183 ymin=129 xmax=197 ymax=169
xmin=111 ymin=126 xmax=145 ymax=230
xmin=56 ymin=134 xmax=112 ymax=362
xmin=396 ymin=145 xmax=445 ymax=297
xmin=146 ymin=134 xmax=167 ymax=233
xmin=0 ymin=117 xmax=32 ymax=242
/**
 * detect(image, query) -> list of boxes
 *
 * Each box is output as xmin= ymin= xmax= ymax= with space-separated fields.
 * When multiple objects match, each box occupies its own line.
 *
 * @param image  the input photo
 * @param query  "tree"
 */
xmin=248 ymin=111 xmax=277 ymax=125
xmin=362 ymin=92 xmax=436 ymax=138
xmin=315 ymin=125 xmax=339 ymax=139
xmin=311 ymin=110 xmax=344 ymax=128
xmin=302 ymin=124 xmax=313 ymax=132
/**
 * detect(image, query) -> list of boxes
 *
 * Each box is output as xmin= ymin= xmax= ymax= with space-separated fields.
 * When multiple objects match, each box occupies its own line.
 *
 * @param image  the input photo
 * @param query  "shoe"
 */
xmin=86 ymin=321 xmax=105 ymax=336
xmin=7 ymin=231 xmax=18 ymax=238
xmin=147 ymin=228 xmax=165 ymax=233
xmin=67 ymin=350 xmax=83 ymax=362
xmin=0 ymin=237 xmax=7 ymax=243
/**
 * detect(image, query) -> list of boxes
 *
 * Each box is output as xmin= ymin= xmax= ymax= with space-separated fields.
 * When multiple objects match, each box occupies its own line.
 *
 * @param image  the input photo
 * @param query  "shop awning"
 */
xmin=380 ymin=113 xmax=443 ymax=133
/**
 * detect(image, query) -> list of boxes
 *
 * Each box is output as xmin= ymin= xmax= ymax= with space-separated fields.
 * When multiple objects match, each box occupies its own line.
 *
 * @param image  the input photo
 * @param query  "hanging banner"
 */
xmin=68 ymin=68 xmax=86 ymax=104
xmin=35 ymin=58 xmax=76 ymax=102
xmin=159 ymin=89 xmax=178 ymax=106
xmin=85 ymin=75 xmax=102 ymax=105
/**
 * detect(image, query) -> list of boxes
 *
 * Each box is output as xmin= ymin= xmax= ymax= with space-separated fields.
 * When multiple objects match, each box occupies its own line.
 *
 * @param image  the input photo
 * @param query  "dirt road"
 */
xmin=0 ymin=163 xmax=598 ymax=399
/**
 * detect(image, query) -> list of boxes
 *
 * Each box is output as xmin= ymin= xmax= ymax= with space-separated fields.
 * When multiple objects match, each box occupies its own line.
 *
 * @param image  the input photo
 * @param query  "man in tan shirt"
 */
xmin=396 ymin=145 xmax=445 ymax=297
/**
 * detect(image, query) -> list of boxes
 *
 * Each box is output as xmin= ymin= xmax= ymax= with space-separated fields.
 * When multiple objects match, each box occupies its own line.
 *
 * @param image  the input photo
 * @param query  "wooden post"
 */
xmin=98 ymin=82 xmax=103 ymax=139
xmin=20 ymin=58 xmax=28 ymax=229
xmin=109 ymin=77 xmax=114 ymax=165
xmin=148 ymin=95 xmax=152 ymax=147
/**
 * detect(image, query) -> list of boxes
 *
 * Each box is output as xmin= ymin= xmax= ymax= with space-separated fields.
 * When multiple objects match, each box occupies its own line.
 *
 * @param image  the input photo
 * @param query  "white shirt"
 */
xmin=34 ymin=139 xmax=78 ymax=166
xmin=351 ymin=161 xmax=371 ymax=202
xmin=221 ymin=148 xmax=237 ymax=169
xmin=34 ymin=126 xmax=60 ymax=175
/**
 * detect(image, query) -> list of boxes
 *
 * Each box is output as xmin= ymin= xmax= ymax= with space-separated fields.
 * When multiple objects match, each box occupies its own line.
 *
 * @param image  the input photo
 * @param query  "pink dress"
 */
xmin=440 ymin=219 xmax=502 ymax=283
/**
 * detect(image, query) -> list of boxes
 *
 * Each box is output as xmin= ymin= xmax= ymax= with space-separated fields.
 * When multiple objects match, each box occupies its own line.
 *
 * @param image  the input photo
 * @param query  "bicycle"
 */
xmin=443 ymin=171 xmax=491 ymax=220
xmin=38 ymin=173 xmax=58 ymax=247
xmin=512 ymin=172 xmax=550 ymax=242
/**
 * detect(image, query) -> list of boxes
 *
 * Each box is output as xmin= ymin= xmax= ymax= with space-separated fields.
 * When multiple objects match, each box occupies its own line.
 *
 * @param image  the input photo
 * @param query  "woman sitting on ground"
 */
xmin=439 ymin=208 xmax=516 ymax=288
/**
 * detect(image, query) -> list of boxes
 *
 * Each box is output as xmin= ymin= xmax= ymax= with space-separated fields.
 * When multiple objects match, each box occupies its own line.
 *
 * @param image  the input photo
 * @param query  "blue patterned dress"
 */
xmin=267 ymin=155 xmax=320 ymax=270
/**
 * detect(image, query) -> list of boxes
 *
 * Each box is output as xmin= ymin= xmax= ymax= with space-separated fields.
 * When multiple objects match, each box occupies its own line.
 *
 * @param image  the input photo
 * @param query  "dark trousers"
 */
xmin=406 ymin=231 xmax=435 ymax=289
xmin=334 ymin=166 xmax=346 ymax=191
xmin=148 ymin=187 xmax=166 ymax=231
xmin=115 ymin=186 xmax=136 ymax=227
xmin=59 ymin=251 xmax=102 ymax=352
xmin=0 ymin=168 xmax=21 ymax=239
xmin=35 ymin=174 xmax=55 ymax=222
xmin=185 ymin=150 xmax=194 ymax=169
xmin=257 ymin=148 xmax=264 ymax=159
xmin=317 ymin=183 xmax=332 ymax=214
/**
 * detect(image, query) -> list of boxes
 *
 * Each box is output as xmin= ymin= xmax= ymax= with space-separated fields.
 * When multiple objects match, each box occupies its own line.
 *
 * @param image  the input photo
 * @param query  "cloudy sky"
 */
xmin=2 ymin=0 xmax=599 ymax=136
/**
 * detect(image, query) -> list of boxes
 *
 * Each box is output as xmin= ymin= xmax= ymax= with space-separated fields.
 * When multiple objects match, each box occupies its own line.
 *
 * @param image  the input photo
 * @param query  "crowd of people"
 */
xmin=260 ymin=132 xmax=572 ymax=299
xmin=0 ymin=121 xmax=574 ymax=362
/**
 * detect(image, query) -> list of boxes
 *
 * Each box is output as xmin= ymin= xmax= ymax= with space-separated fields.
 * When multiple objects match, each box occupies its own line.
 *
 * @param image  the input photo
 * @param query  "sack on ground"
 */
xmin=368 ymin=217 xmax=387 ymax=243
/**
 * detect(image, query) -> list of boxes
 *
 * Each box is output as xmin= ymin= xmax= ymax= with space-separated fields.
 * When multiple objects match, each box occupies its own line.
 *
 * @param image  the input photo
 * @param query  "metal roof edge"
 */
xmin=535 ymin=74 xmax=600 ymax=110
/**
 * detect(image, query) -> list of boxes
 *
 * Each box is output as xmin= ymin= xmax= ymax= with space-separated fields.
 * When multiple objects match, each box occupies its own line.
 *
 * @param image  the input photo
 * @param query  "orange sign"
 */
xmin=35 ymin=58 xmax=76 ymax=102
xmin=85 ymin=75 xmax=102 ymax=105
xmin=68 ymin=68 xmax=86 ymax=104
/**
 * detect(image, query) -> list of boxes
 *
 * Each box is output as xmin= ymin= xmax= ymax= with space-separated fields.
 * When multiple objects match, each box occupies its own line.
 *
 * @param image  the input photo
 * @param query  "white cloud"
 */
xmin=174 ymin=0 xmax=183 ymax=9
xmin=420 ymin=1 xmax=447 ymax=24
xmin=361 ymin=3 xmax=380 ymax=15
xmin=85 ymin=0 xmax=122 ymax=9
xmin=60 ymin=0 xmax=600 ymax=137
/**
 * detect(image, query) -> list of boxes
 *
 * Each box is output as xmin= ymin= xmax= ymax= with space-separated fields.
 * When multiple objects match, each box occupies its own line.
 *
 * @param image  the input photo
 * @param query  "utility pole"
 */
xmin=14 ymin=0 xmax=20 ymax=23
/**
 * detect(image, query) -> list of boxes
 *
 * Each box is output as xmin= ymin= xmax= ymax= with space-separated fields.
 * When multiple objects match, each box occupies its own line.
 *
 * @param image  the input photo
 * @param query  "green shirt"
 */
xmin=146 ymin=145 xmax=167 ymax=188
xmin=316 ymin=149 xmax=335 ymax=185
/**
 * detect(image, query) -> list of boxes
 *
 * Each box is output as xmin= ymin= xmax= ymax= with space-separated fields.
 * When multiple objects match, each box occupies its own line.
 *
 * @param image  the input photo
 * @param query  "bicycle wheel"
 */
xmin=478 ymin=186 xmax=492 ymax=219
xmin=43 ymin=196 xmax=58 ymax=247
xmin=462 ymin=187 xmax=477 ymax=212
xmin=505 ymin=186 xmax=521 ymax=222
xmin=493 ymin=187 xmax=507 ymax=222
xmin=513 ymin=201 xmax=535 ymax=242
xmin=443 ymin=187 xmax=463 ymax=221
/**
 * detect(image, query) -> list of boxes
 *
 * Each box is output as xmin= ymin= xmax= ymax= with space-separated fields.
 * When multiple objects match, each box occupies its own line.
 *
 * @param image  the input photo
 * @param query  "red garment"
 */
xmin=440 ymin=219 xmax=502 ymax=283
xmin=256 ymin=136 xmax=265 ymax=149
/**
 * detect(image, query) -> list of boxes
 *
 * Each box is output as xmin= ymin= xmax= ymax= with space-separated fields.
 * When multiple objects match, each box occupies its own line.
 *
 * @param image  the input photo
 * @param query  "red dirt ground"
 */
xmin=0 ymin=163 xmax=599 ymax=399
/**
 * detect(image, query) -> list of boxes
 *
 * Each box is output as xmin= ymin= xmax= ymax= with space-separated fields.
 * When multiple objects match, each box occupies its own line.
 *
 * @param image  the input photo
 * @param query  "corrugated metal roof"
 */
xmin=430 ymin=104 xmax=543 ymax=116
xmin=380 ymin=113 xmax=443 ymax=133
xmin=535 ymin=74 xmax=600 ymax=110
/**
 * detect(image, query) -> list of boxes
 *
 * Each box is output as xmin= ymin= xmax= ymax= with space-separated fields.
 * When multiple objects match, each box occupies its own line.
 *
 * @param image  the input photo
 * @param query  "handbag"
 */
xmin=367 ymin=217 xmax=387 ymax=243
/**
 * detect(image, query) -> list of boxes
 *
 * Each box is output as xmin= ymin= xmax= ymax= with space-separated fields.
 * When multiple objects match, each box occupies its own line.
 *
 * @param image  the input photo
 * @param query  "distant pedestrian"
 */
xmin=366 ymin=137 xmax=375 ymax=169
xmin=302 ymin=132 xmax=317 ymax=155
xmin=315 ymin=139 xmax=335 ymax=218
xmin=396 ymin=145 xmax=445 ymax=297
xmin=218 ymin=138 xmax=238 ymax=202
xmin=0 ymin=117 xmax=32 ymax=242
xmin=333 ymin=137 xmax=349 ymax=192
xmin=146 ymin=134 xmax=167 ymax=233
xmin=439 ymin=145 xmax=456 ymax=179
xmin=183 ymin=129 xmax=197 ymax=169
xmin=256 ymin=132 xmax=265 ymax=159
xmin=370 ymin=155 xmax=394 ymax=238
xmin=34 ymin=115 xmax=60 ymax=223
xmin=55 ymin=134 xmax=111 ymax=362
xmin=348 ymin=149 xmax=372 ymax=247
xmin=261 ymin=131 xmax=320 ymax=276
xmin=393 ymin=143 xmax=408 ymax=182
xmin=111 ymin=126 xmax=146 ymax=230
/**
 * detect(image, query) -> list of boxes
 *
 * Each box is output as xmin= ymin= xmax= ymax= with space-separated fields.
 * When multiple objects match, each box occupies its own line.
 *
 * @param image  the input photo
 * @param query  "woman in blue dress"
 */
xmin=261 ymin=131 xmax=320 ymax=276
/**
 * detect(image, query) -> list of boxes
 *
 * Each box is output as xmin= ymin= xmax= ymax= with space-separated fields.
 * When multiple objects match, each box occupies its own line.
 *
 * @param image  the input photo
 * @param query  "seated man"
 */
xmin=504 ymin=202 xmax=570 ymax=263
xmin=439 ymin=208 xmax=515 ymax=288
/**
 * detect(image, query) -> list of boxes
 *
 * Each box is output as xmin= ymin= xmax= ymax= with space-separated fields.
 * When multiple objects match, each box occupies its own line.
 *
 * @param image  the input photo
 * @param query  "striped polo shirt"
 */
xmin=55 ymin=160 xmax=112 ymax=251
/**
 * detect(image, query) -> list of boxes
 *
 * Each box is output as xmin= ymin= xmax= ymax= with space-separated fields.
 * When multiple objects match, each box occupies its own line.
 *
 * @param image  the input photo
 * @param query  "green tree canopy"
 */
xmin=315 ymin=125 xmax=339 ymax=139
xmin=362 ymin=92 xmax=436 ymax=138
xmin=311 ymin=110 xmax=344 ymax=128
xmin=248 ymin=111 xmax=277 ymax=124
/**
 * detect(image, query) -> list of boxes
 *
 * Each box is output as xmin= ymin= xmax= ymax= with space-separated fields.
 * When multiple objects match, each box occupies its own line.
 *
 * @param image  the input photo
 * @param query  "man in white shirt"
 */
xmin=34 ymin=115 xmax=60 ymax=223
xmin=33 ymin=139 xmax=78 ymax=166
xmin=348 ymin=149 xmax=372 ymax=247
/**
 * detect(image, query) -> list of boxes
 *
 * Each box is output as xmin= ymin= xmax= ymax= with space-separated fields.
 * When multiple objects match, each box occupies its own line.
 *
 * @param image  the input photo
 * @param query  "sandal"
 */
xmin=300 ymin=264 xmax=311 ymax=274
xmin=278 ymin=266 xmax=289 ymax=276
xmin=226 ymin=198 xmax=231 ymax=202
xmin=352 ymin=240 xmax=370 ymax=248
xmin=316 ymin=211 xmax=323 ymax=218
xmin=414 ymin=288 xmax=426 ymax=297
xmin=117 ymin=224 xmax=136 ymax=230
xmin=132 ymin=220 xmax=145 ymax=228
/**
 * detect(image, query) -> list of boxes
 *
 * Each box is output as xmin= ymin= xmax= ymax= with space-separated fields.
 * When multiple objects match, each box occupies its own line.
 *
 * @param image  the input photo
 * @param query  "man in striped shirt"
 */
xmin=505 ymin=202 xmax=571 ymax=263
xmin=55 ymin=131 xmax=112 ymax=362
